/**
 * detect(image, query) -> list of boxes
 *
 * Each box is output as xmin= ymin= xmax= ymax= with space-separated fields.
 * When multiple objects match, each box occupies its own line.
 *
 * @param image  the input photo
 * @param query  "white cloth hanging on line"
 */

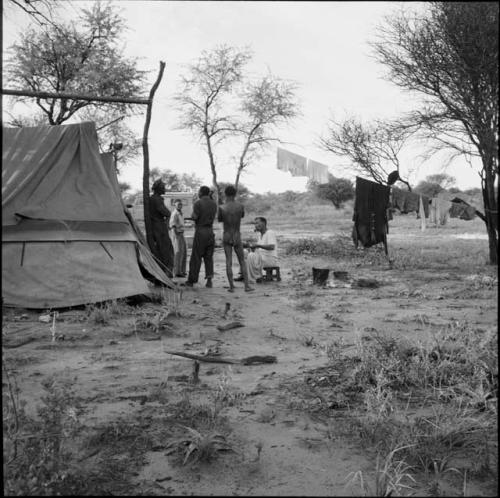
xmin=307 ymin=159 xmax=329 ymax=183
xmin=276 ymin=147 xmax=308 ymax=176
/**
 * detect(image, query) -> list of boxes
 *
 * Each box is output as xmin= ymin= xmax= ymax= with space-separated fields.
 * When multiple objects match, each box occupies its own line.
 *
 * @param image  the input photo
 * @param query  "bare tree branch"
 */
xmin=371 ymin=1 xmax=498 ymax=263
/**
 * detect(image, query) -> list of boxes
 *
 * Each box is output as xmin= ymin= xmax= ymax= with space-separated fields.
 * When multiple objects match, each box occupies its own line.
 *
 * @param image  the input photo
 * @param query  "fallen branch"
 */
xmin=3 ymin=337 xmax=37 ymax=349
xmin=165 ymin=350 xmax=277 ymax=365
xmin=217 ymin=321 xmax=244 ymax=332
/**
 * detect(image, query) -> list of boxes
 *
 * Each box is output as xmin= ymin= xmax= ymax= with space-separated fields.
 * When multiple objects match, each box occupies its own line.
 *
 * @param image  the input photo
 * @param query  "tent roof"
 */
xmin=2 ymin=122 xmax=128 ymax=226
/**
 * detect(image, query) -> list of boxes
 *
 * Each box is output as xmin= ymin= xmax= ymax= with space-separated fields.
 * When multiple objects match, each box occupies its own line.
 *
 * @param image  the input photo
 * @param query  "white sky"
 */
xmin=2 ymin=0 xmax=483 ymax=193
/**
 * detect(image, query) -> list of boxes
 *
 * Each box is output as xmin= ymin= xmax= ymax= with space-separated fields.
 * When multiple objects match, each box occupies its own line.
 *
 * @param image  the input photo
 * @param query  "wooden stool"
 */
xmin=263 ymin=266 xmax=281 ymax=282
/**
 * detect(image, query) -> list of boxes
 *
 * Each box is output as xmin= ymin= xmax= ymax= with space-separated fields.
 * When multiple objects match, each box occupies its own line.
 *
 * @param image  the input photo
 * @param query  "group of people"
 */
xmin=148 ymin=180 xmax=278 ymax=291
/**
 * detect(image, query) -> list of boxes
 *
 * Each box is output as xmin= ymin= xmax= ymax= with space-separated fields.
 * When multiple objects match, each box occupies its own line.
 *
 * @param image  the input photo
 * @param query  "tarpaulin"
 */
xmin=2 ymin=123 xmax=128 ymax=226
xmin=2 ymin=122 xmax=175 ymax=308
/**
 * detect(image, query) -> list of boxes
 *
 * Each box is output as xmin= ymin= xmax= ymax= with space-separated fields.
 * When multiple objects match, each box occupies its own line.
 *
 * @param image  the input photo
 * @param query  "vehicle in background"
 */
xmin=127 ymin=191 xmax=195 ymax=231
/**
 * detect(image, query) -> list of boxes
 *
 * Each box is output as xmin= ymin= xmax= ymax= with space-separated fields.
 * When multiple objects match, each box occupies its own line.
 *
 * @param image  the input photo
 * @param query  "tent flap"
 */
xmin=2 ymin=241 xmax=151 ymax=309
xmin=2 ymin=122 xmax=128 ymax=226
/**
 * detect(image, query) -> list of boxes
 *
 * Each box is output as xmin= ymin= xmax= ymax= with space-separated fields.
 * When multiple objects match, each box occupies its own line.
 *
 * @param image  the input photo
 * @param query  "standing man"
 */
xmin=218 ymin=185 xmax=254 ymax=293
xmin=185 ymin=186 xmax=217 ymax=288
xmin=169 ymin=199 xmax=187 ymax=278
xmin=149 ymin=179 xmax=174 ymax=278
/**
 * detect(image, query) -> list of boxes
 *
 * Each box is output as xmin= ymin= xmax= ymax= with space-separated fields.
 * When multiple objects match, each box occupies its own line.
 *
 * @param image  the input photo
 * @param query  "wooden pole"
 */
xmin=1 ymin=88 xmax=149 ymax=105
xmin=142 ymin=61 xmax=166 ymax=252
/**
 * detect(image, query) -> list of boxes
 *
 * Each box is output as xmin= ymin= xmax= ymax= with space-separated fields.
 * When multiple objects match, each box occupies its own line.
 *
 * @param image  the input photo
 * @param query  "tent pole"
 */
xmin=142 ymin=61 xmax=166 ymax=253
xmin=1 ymin=88 xmax=149 ymax=105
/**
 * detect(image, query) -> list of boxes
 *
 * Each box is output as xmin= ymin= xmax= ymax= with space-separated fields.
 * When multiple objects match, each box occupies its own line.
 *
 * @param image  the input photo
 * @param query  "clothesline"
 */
xmin=276 ymin=147 xmax=329 ymax=183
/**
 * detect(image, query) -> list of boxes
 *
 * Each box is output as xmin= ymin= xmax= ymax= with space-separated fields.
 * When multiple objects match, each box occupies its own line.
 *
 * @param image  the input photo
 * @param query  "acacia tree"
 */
xmin=5 ymin=0 xmax=65 ymax=29
xmin=319 ymin=116 xmax=414 ymax=191
xmin=174 ymin=46 xmax=250 ymax=202
xmin=371 ymin=2 xmax=498 ymax=264
xmin=5 ymin=0 xmax=146 ymax=125
xmin=233 ymin=74 xmax=299 ymax=187
xmin=425 ymin=173 xmax=456 ymax=190
xmin=174 ymin=45 xmax=299 ymax=200
xmin=314 ymin=175 xmax=354 ymax=209
xmin=149 ymin=167 xmax=203 ymax=192
xmin=3 ymin=111 xmax=48 ymax=128
xmin=78 ymin=108 xmax=142 ymax=173
xmin=414 ymin=173 xmax=456 ymax=197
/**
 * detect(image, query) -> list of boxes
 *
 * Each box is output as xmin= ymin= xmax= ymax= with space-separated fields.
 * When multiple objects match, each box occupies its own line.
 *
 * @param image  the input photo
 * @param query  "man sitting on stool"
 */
xmin=235 ymin=217 xmax=278 ymax=284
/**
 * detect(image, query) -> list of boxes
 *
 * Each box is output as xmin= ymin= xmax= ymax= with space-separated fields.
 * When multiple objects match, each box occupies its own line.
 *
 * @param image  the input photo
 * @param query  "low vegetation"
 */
xmin=286 ymin=321 xmax=498 ymax=495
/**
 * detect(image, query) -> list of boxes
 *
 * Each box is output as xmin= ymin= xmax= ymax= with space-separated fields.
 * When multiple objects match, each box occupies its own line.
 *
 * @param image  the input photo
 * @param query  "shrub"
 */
xmin=3 ymin=371 xmax=85 ymax=495
xmin=315 ymin=176 xmax=354 ymax=209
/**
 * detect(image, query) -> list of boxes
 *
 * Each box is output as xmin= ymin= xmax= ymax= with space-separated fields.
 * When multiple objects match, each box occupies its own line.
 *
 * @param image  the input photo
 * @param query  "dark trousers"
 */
xmin=188 ymin=227 xmax=214 ymax=283
xmin=151 ymin=220 xmax=174 ymax=277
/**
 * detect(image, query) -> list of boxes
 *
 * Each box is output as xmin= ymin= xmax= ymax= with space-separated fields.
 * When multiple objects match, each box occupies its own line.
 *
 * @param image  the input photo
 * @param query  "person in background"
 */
xmin=149 ymin=179 xmax=174 ymax=278
xmin=169 ymin=199 xmax=187 ymax=278
xmin=238 ymin=216 xmax=278 ymax=284
xmin=185 ymin=186 xmax=217 ymax=288
xmin=218 ymin=185 xmax=254 ymax=293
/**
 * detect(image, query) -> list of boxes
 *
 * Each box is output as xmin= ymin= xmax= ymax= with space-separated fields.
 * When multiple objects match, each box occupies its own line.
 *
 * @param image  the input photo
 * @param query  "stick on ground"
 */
xmin=165 ymin=350 xmax=277 ymax=365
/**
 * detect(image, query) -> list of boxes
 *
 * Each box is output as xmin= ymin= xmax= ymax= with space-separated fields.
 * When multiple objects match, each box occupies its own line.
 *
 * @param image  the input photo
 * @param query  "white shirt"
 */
xmin=169 ymin=209 xmax=184 ymax=233
xmin=257 ymin=229 xmax=278 ymax=266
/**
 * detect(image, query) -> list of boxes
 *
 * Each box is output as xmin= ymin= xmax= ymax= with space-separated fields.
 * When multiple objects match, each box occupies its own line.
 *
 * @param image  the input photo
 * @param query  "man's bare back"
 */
xmin=218 ymin=188 xmax=253 ymax=292
xmin=218 ymin=200 xmax=244 ymax=246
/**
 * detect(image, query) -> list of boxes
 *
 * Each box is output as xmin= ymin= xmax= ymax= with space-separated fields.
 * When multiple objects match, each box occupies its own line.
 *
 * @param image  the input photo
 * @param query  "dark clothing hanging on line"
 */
xmin=352 ymin=177 xmax=390 ymax=249
xmin=391 ymin=187 xmax=430 ymax=218
xmin=449 ymin=201 xmax=476 ymax=220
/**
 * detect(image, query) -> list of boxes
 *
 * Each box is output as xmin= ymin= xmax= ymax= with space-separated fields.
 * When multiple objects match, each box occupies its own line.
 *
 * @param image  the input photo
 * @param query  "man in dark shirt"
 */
xmin=185 ymin=185 xmax=217 ymax=288
xmin=149 ymin=179 xmax=174 ymax=277
xmin=218 ymin=185 xmax=253 ymax=292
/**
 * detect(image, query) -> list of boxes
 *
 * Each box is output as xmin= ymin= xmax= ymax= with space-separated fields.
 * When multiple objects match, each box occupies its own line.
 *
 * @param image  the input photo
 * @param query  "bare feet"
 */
xmin=245 ymin=286 xmax=255 ymax=292
xmin=227 ymin=287 xmax=235 ymax=293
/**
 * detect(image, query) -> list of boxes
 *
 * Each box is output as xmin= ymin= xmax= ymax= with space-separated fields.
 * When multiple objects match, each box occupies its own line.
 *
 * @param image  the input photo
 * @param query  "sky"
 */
xmin=2 ymin=0 xmax=484 ymax=194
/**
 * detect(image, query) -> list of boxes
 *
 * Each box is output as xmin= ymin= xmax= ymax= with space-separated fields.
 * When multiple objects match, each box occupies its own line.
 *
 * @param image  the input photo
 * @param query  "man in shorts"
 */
xmin=218 ymin=185 xmax=254 ymax=293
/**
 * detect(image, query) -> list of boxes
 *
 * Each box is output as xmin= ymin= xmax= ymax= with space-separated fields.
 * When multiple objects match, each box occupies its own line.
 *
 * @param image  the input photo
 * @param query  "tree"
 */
xmin=3 ymin=110 xmax=49 ymax=128
xmin=72 ymin=107 xmax=142 ymax=172
xmin=425 ymin=173 xmax=456 ymax=190
xmin=217 ymin=182 xmax=251 ymax=203
xmin=233 ymin=74 xmax=299 ymax=187
xmin=314 ymin=175 xmax=354 ymax=209
xmin=319 ymin=116 xmax=413 ymax=191
xmin=414 ymin=173 xmax=456 ymax=197
xmin=174 ymin=45 xmax=299 ymax=201
xmin=149 ymin=168 xmax=203 ymax=192
xmin=371 ymin=2 xmax=498 ymax=264
xmin=119 ymin=181 xmax=131 ymax=195
xmin=5 ymin=0 xmax=65 ymax=29
xmin=413 ymin=181 xmax=444 ymax=198
xmin=5 ymin=1 xmax=146 ymax=125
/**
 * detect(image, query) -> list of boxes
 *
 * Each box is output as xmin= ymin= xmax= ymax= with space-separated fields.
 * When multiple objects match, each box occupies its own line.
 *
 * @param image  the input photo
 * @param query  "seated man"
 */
xmin=238 ymin=217 xmax=278 ymax=283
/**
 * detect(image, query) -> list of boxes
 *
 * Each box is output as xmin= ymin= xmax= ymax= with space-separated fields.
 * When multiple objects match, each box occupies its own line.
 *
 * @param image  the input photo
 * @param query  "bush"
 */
xmin=314 ymin=177 xmax=354 ymax=209
xmin=3 ymin=372 xmax=85 ymax=495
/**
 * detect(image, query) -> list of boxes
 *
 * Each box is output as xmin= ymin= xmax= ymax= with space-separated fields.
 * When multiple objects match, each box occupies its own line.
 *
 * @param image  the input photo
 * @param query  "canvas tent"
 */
xmin=2 ymin=121 xmax=175 ymax=309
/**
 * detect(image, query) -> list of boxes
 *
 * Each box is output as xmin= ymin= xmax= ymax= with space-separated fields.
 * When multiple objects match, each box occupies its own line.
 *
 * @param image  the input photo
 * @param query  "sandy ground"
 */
xmin=3 ymin=226 xmax=498 ymax=496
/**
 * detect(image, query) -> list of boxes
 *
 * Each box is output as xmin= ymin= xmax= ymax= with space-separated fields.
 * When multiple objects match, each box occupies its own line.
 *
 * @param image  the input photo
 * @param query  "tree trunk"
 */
xmin=235 ymin=168 xmax=242 ymax=191
xmin=481 ymin=158 xmax=498 ymax=265
xmin=143 ymin=61 xmax=166 ymax=252
xmin=235 ymin=141 xmax=250 ymax=190
xmin=204 ymin=131 xmax=219 ymax=205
